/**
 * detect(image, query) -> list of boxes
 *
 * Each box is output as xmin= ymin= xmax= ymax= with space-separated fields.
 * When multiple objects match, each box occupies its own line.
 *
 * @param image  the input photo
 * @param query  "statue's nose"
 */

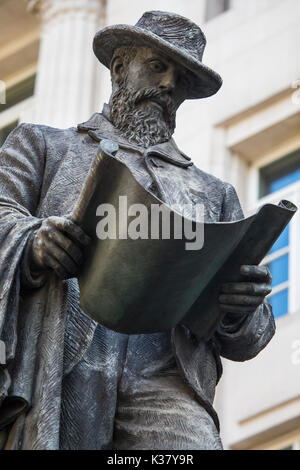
xmin=158 ymin=67 xmax=176 ymax=93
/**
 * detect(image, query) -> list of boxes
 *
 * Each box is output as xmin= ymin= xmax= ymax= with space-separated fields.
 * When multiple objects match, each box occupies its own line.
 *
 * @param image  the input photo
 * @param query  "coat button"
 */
xmin=190 ymin=195 xmax=199 ymax=204
xmin=149 ymin=182 xmax=159 ymax=194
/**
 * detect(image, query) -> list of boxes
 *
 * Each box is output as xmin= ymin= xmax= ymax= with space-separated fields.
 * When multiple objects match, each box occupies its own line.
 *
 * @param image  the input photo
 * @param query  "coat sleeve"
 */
xmin=0 ymin=123 xmax=46 ymax=367
xmin=214 ymin=182 xmax=276 ymax=362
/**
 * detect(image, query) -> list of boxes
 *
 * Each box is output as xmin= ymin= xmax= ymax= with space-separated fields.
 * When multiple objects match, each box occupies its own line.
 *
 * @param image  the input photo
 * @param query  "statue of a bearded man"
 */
xmin=0 ymin=11 xmax=274 ymax=450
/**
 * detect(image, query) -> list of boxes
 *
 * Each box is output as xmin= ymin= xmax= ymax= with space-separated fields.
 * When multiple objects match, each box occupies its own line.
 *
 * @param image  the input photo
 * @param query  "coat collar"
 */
xmin=77 ymin=107 xmax=193 ymax=169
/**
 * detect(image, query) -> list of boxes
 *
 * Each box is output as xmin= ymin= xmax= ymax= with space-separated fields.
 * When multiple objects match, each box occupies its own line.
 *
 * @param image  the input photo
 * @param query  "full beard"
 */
xmin=110 ymin=81 xmax=176 ymax=148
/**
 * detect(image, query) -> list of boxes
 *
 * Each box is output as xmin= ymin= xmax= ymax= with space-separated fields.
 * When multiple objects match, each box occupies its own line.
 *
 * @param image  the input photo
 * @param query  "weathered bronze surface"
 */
xmin=0 ymin=11 xmax=287 ymax=450
xmin=75 ymin=141 xmax=296 ymax=336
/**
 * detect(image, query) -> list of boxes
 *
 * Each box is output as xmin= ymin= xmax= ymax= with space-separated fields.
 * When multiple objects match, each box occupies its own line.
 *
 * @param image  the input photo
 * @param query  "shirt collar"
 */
xmin=77 ymin=107 xmax=193 ymax=169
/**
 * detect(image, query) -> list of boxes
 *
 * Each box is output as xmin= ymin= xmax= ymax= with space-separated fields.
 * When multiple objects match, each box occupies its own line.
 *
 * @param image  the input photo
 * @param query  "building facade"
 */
xmin=0 ymin=0 xmax=300 ymax=450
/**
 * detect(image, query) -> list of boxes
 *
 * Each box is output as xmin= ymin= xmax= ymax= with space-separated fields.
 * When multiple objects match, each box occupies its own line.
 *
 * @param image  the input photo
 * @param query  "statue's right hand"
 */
xmin=29 ymin=216 xmax=91 ymax=280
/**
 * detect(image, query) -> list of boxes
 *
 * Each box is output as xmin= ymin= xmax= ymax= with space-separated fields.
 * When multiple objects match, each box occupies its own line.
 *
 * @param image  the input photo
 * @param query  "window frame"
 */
xmin=259 ymin=148 xmax=300 ymax=198
xmin=250 ymin=431 xmax=300 ymax=450
xmin=248 ymin=167 xmax=300 ymax=320
xmin=0 ymin=73 xmax=36 ymax=145
xmin=0 ymin=75 xmax=35 ymax=114
xmin=0 ymin=95 xmax=35 ymax=144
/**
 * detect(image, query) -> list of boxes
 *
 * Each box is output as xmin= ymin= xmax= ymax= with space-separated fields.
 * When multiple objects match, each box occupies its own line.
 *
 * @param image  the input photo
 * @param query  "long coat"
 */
xmin=0 ymin=111 xmax=275 ymax=449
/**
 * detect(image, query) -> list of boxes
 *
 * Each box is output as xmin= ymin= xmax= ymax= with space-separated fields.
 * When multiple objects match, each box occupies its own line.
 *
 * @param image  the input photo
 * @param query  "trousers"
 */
xmin=59 ymin=324 xmax=222 ymax=450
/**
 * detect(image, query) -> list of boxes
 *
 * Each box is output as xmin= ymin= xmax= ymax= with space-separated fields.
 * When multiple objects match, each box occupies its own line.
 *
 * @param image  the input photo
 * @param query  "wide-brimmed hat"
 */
xmin=93 ymin=11 xmax=222 ymax=99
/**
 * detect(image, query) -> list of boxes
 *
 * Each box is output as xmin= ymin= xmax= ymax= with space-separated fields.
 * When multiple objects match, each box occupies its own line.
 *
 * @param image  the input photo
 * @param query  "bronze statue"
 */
xmin=0 ymin=11 xmax=275 ymax=450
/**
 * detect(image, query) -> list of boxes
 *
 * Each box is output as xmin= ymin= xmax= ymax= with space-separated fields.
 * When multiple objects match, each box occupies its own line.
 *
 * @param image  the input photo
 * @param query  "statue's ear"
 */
xmin=110 ymin=56 xmax=124 ymax=81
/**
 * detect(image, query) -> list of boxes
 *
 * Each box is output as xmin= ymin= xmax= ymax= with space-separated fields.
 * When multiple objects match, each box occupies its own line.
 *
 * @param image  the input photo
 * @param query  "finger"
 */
xmin=219 ymin=304 xmax=256 ymax=314
xmin=48 ymin=217 xmax=91 ymax=246
xmin=42 ymin=253 xmax=69 ymax=280
xmin=220 ymin=283 xmax=272 ymax=296
xmin=240 ymin=265 xmax=272 ymax=282
xmin=43 ymin=241 xmax=79 ymax=277
xmin=219 ymin=294 xmax=264 ymax=306
xmin=45 ymin=230 xmax=83 ymax=265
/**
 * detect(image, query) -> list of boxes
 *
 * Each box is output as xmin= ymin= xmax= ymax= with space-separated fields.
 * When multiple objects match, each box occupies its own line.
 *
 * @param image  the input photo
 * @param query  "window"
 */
xmin=0 ymin=75 xmax=35 ymax=114
xmin=0 ymin=75 xmax=35 ymax=147
xmin=265 ymin=233 xmax=289 ymax=319
xmin=0 ymin=120 xmax=19 ymax=147
xmin=205 ymin=0 xmax=230 ymax=22
xmin=253 ymin=433 xmax=300 ymax=450
xmin=259 ymin=150 xmax=300 ymax=319
xmin=260 ymin=149 xmax=300 ymax=197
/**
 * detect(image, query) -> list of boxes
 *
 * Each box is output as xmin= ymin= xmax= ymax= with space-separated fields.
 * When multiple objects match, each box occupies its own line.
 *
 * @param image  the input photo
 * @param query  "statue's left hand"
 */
xmin=219 ymin=265 xmax=272 ymax=316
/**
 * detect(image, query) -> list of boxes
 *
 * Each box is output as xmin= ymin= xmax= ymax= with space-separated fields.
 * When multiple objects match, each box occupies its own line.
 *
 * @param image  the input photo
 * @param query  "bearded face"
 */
xmin=109 ymin=47 xmax=182 ymax=148
xmin=110 ymin=79 xmax=177 ymax=148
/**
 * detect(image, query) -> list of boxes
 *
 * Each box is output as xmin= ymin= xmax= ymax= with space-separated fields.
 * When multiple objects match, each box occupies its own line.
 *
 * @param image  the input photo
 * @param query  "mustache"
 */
xmin=132 ymin=88 xmax=174 ymax=115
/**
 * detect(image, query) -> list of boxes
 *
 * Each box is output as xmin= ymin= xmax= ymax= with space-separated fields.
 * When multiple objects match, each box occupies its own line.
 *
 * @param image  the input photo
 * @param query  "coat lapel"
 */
xmin=77 ymin=112 xmax=217 ymax=222
xmin=77 ymin=112 xmax=193 ymax=168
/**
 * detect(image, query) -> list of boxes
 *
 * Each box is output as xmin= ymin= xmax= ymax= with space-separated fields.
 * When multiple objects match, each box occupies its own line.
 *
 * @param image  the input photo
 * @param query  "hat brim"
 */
xmin=93 ymin=25 xmax=222 ymax=99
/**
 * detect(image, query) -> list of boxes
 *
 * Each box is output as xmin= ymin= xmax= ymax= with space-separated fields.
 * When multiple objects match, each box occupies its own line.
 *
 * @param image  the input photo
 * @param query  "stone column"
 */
xmin=27 ymin=0 xmax=106 ymax=128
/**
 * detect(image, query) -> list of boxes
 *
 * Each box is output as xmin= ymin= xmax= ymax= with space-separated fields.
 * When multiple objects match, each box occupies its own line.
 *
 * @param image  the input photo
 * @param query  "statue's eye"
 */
xmin=149 ymin=60 xmax=167 ymax=73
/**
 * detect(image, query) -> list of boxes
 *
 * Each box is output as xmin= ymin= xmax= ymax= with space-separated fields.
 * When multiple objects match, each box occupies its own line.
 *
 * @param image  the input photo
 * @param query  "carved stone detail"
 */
xmin=26 ymin=0 xmax=105 ymax=23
